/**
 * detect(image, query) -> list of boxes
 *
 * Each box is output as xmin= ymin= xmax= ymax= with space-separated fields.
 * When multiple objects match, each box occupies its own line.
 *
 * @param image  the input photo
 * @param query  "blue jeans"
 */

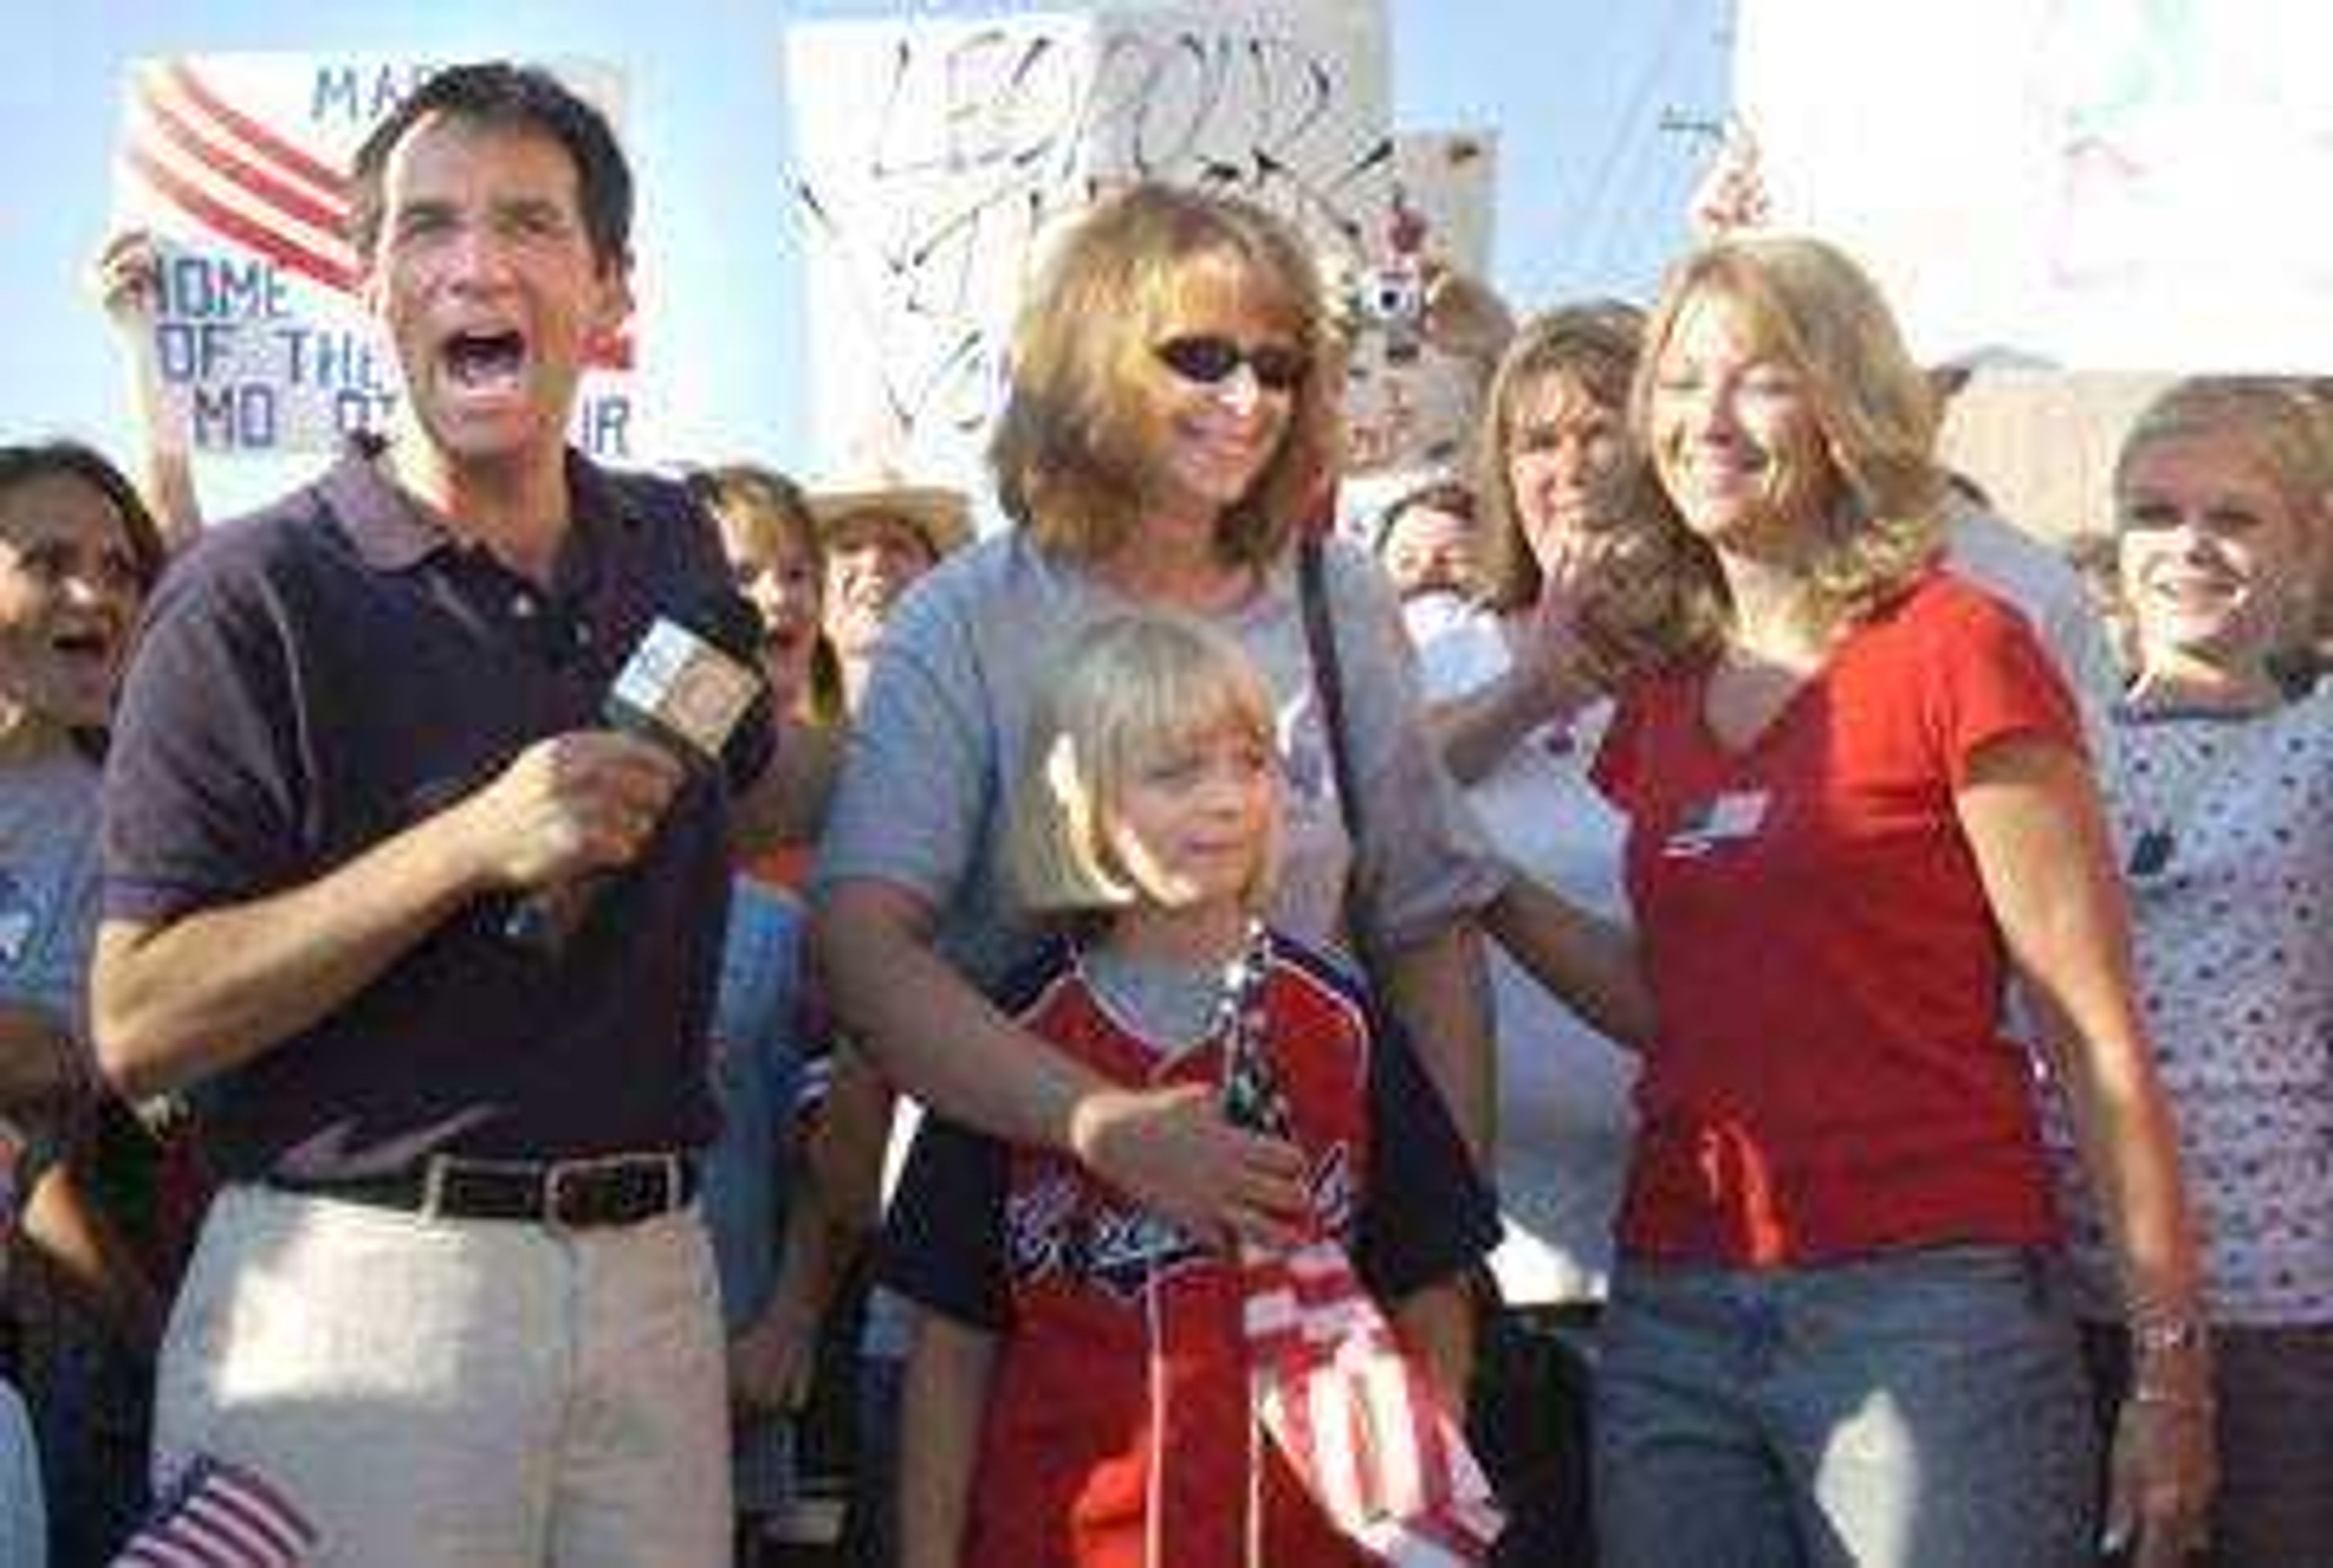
xmin=1594 ymin=1245 xmax=2095 ymax=1568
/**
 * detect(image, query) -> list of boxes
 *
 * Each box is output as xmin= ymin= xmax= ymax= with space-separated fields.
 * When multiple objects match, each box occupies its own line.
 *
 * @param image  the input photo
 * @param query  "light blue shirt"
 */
xmin=701 ymin=878 xmax=808 ymax=1513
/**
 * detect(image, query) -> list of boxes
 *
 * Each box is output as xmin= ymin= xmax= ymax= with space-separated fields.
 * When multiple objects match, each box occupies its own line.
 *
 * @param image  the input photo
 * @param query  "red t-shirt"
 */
xmin=1593 ymin=572 xmax=2082 ymax=1266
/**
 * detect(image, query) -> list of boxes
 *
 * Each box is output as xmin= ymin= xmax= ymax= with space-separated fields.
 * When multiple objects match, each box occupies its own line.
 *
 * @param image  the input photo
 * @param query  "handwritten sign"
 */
xmin=786 ymin=2 xmax=1394 ymax=490
xmin=113 ymin=54 xmax=639 ymax=459
xmin=1736 ymin=0 xmax=2333 ymax=371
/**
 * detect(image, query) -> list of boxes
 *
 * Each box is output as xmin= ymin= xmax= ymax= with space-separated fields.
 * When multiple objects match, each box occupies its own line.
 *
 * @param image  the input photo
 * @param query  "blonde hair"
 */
xmin=2114 ymin=375 xmax=2333 ymax=666
xmin=1009 ymin=610 xmax=1280 ymax=919
xmin=687 ymin=462 xmax=843 ymax=723
xmin=988 ymin=182 xmax=1338 ymax=569
xmin=1632 ymin=235 xmax=1945 ymax=637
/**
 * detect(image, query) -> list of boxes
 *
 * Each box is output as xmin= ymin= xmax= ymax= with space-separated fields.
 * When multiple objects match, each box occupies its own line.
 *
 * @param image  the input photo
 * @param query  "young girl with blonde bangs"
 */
xmin=886 ymin=610 xmax=1498 ymax=1568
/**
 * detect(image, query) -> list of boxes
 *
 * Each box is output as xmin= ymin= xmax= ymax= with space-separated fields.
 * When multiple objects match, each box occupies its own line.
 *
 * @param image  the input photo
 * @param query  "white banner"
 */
xmin=1735 ymin=0 xmax=2333 ymax=371
xmin=786 ymin=1 xmax=1393 ymax=490
xmin=112 ymin=54 xmax=639 ymax=460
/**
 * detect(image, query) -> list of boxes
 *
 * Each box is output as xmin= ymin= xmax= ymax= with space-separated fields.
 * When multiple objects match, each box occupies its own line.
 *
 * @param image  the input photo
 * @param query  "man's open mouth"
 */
xmin=442 ymin=329 xmax=528 ymax=392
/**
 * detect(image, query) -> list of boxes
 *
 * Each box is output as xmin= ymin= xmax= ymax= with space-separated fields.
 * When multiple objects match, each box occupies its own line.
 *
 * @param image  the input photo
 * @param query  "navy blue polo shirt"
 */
xmin=100 ymin=442 xmax=775 ymax=1183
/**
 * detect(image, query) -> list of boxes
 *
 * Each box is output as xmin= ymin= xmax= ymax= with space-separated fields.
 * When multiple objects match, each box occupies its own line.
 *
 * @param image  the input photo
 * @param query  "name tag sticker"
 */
xmin=1662 ymin=789 xmax=1770 ymax=858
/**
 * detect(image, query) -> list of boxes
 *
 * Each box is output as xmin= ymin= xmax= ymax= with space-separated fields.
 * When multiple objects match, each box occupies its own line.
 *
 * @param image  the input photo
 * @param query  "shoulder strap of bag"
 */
xmin=1297 ymin=534 xmax=1363 ymax=849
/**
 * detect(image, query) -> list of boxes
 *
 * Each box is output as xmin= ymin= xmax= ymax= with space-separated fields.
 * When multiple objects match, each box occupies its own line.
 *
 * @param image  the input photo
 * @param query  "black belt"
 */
xmin=266 ymin=1151 xmax=698 ymax=1230
xmin=1504 ymin=1301 xmax=1603 ymax=1333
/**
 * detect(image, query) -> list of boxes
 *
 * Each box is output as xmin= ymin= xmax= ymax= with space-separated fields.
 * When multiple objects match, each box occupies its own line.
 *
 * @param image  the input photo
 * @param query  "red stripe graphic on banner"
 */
xmin=165 ymin=60 xmax=348 ymax=203
xmin=137 ymin=80 xmax=349 ymax=240
xmin=127 ymin=146 xmax=355 ymax=292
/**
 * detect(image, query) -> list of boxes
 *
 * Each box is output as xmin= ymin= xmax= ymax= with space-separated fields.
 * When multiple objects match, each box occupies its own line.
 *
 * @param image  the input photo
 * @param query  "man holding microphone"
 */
xmin=91 ymin=63 xmax=815 ymax=1565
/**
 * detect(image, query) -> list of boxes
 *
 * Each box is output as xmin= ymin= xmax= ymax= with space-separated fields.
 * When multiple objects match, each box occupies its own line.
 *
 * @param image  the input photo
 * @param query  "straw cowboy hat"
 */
xmin=806 ymin=474 xmax=974 ymax=560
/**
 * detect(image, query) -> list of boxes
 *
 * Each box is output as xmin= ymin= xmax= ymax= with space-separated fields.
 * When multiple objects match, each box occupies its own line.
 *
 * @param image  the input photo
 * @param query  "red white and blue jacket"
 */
xmin=883 ymin=933 xmax=1495 ymax=1568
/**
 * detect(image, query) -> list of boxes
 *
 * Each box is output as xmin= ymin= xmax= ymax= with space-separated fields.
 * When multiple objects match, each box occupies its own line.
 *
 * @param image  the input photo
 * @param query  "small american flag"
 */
xmin=115 ymin=1453 xmax=317 ymax=1567
xmin=1214 ymin=926 xmax=1501 ymax=1564
xmin=1244 ymin=1239 xmax=1502 ymax=1565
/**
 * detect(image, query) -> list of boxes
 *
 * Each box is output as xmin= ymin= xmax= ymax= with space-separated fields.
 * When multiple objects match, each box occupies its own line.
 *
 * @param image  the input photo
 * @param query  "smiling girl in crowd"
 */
xmin=0 ymin=440 xmax=170 ymax=1562
xmin=2052 ymin=377 xmax=2331 ymax=1566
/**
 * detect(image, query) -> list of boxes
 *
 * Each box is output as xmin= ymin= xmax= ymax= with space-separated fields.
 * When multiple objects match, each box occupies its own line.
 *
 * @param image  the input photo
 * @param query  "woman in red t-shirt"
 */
xmin=1490 ymin=237 xmax=2211 ymax=1568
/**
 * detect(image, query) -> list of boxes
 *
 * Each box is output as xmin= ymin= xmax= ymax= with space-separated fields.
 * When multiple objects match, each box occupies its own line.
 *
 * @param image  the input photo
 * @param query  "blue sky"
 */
xmin=1 ymin=1 xmax=1728 ymax=501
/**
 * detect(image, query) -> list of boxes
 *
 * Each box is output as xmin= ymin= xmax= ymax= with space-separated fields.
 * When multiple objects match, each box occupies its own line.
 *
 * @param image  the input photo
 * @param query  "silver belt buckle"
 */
xmin=418 ymin=1155 xmax=454 ymax=1220
xmin=543 ymin=1152 xmax=678 ymax=1232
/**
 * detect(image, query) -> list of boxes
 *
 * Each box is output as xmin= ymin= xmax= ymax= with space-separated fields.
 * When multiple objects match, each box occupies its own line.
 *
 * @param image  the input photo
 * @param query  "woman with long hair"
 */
xmin=812 ymin=181 xmax=1499 ymax=1216
xmin=1493 ymin=237 xmax=2211 ymax=1567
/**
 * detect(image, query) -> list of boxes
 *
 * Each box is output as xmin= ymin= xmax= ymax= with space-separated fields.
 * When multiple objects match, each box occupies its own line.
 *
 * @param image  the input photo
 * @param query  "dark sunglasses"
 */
xmin=1152 ymin=334 xmax=1309 ymax=392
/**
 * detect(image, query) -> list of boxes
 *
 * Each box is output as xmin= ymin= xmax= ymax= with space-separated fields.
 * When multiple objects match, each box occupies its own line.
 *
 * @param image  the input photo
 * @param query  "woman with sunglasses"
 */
xmin=810 ymin=184 xmax=1502 ymax=1504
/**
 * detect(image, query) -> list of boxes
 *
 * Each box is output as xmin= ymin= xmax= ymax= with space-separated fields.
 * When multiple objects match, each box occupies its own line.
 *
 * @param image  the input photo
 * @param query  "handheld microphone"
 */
xmin=502 ymin=592 xmax=767 ymax=957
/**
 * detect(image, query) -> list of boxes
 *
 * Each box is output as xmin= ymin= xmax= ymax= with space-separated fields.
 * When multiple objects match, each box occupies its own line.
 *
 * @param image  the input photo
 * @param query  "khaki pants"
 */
xmin=154 ymin=1183 xmax=730 ymax=1567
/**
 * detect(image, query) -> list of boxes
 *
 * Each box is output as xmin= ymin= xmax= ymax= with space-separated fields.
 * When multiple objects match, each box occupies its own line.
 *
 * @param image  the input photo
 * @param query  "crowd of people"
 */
xmin=0 ymin=55 xmax=2321 ymax=1568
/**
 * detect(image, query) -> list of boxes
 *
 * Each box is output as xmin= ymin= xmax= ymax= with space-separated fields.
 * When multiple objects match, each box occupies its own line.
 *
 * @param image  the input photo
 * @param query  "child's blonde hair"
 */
xmin=1010 ymin=610 xmax=1281 ymax=919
